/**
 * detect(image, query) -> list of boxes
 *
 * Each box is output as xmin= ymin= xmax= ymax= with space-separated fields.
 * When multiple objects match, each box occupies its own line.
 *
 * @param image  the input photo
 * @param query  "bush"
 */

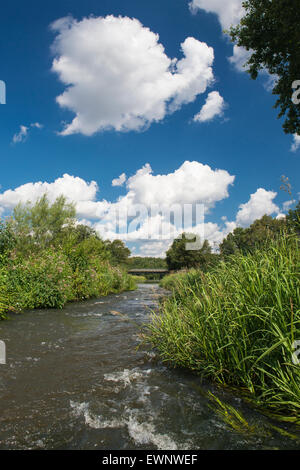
xmin=0 ymin=196 xmax=137 ymax=318
xmin=147 ymin=236 xmax=300 ymax=421
xmin=1 ymin=249 xmax=74 ymax=310
xmin=0 ymin=248 xmax=136 ymax=314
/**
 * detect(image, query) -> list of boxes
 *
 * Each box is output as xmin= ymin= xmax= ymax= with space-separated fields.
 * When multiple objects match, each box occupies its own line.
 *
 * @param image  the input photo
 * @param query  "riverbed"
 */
xmin=0 ymin=283 xmax=299 ymax=450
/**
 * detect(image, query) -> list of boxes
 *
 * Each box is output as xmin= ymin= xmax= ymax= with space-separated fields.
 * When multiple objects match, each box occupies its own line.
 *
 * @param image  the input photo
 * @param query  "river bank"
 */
xmin=1 ymin=283 xmax=300 ymax=449
xmin=146 ymin=236 xmax=300 ymax=423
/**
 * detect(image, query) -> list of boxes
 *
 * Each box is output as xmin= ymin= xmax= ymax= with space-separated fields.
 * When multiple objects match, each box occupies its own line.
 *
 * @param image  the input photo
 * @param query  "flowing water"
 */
xmin=0 ymin=283 xmax=299 ymax=450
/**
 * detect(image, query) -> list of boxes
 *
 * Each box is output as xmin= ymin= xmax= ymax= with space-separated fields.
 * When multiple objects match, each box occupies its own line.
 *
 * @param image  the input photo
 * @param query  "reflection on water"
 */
xmin=0 ymin=283 xmax=299 ymax=450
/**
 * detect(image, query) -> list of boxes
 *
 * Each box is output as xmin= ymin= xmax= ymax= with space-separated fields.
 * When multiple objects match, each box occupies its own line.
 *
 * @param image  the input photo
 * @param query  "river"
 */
xmin=0 ymin=283 xmax=299 ymax=450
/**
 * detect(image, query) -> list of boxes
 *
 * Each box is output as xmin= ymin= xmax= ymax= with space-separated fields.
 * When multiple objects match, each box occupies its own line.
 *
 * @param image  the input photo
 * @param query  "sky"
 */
xmin=0 ymin=0 xmax=299 ymax=257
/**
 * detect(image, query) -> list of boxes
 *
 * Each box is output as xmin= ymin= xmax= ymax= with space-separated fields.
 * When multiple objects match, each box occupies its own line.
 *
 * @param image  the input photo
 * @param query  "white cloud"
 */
xmin=138 ymin=240 xmax=171 ymax=258
xmin=189 ymin=1 xmax=257 ymax=75
xmin=0 ymin=174 xmax=100 ymax=216
xmin=291 ymin=134 xmax=300 ymax=152
xmin=189 ymin=0 xmax=244 ymax=30
xmin=12 ymin=122 xmax=43 ymax=144
xmin=283 ymin=200 xmax=296 ymax=211
xmin=0 ymin=168 xmax=285 ymax=256
xmin=236 ymin=188 xmax=279 ymax=227
xmin=51 ymin=15 xmax=214 ymax=135
xmin=0 ymin=161 xmax=236 ymax=255
xmin=193 ymin=91 xmax=225 ymax=122
xmin=126 ymin=161 xmax=235 ymax=208
xmin=12 ymin=125 xmax=29 ymax=144
xmin=31 ymin=122 xmax=43 ymax=129
xmin=229 ymin=45 xmax=251 ymax=72
xmin=112 ymin=173 xmax=127 ymax=187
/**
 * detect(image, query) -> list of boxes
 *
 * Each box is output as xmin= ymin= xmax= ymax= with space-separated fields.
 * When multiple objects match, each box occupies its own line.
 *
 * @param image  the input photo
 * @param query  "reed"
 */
xmin=147 ymin=235 xmax=300 ymax=421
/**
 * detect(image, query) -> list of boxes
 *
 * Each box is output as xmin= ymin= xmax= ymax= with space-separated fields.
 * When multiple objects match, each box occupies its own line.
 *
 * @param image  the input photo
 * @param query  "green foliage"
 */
xmin=166 ymin=234 xmax=215 ymax=271
xmin=220 ymin=215 xmax=286 ymax=257
xmin=129 ymin=275 xmax=147 ymax=284
xmin=11 ymin=195 xmax=76 ymax=253
xmin=147 ymin=235 xmax=300 ymax=421
xmin=129 ymin=257 xmax=167 ymax=270
xmin=0 ymin=247 xmax=135 ymax=314
xmin=0 ymin=220 xmax=16 ymax=255
xmin=286 ymin=201 xmax=300 ymax=235
xmin=229 ymin=0 xmax=300 ymax=135
xmin=160 ymin=270 xmax=197 ymax=291
xmin=0 ymin=194 xmax=136 ymax=318
xmin=105 ymin=239 xmax=131 ymax=266
xmin=0 ymin=249 xmax=74 ymax=310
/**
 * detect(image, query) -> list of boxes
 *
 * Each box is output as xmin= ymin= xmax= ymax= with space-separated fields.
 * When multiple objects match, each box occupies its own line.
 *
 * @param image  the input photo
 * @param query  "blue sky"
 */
xmin=0 ymin=0 xmax=299 ymax=256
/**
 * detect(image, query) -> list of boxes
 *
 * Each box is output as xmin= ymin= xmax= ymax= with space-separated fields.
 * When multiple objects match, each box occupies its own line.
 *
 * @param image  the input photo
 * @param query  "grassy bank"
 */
xmin=0 ymin=195 xmax=136 ymax=319
xmin=147 ymin=236 xmax=300 ymax=422
xmin=0 ymin=248 xmax=136 ymax=319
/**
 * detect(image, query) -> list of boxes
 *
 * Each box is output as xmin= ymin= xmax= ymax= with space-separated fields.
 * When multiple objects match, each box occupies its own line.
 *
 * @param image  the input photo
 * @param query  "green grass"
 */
xmin=146 ymin=235 xmax=300 ymax=422
xmin=129 ymin=275 xmax=147 ymax=284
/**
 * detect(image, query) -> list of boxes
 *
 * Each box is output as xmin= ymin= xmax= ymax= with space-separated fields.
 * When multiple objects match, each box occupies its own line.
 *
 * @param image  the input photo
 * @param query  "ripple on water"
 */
xmin=69 ymin=399 xmax=185 ymax=450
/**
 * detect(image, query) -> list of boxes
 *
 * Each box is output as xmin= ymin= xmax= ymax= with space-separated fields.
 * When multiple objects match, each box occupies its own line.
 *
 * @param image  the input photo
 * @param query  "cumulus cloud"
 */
xmin=189 ymin=1 xmax=256 ymax=74
xmin=0 ymin=166 xmax=285 ymax=256
xmin=126 ymin=161 xmax=234 ymax=208
xmin=193 ymin=91 xmax=225 ymax=122
xmin=112 ymin=173 xmax=127 ymax=187
xmin=0 ymin=161 xmax=236 ymax=254
xmin=12 ymin=122 xmax=43 ymax=144
xmin=291 ymin=134 xmax=300 ymax=152
xmin=0 ymin=173 xmax=110 ymax=220
xmin=189 ymin=0 xmax=244 ymax=30
xmin=236 ymin=188 xmax=280 ymax=227
xmin=51 ymin=15 xmax=215 ymax=135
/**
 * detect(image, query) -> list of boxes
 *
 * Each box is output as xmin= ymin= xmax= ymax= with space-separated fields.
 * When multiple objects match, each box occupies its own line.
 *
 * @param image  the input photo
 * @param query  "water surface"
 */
xmin=0 ymin=283 xmax=299 ymax=450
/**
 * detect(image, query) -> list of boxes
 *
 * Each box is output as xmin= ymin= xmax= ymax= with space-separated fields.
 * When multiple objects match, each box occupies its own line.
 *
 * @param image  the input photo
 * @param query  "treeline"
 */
xmin=165 ymin=203 xmax=300 ymax=272
xmin=147 ymin=203 xmax=300 ymax=420
xmin=0 ymin=195 xmax=135 ymax=319
xmin=128 ymin=257 xmax=167 ymax=269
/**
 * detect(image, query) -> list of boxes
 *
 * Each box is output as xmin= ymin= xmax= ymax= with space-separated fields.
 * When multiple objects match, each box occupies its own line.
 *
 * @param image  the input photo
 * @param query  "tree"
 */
xmin=0 ymin=220 xmax=16 ymax=255
xmin=220 ymin=215 xmax=286 ymax=257
xmin=129 ymin=257 xmax=167 ymax=270
xmin=105 ymin=239 xmax=131 ymax=266
xmin=229 ymin=0 xmax=300 ymax=135
xmin=166 ymin=234 xmax=213 ymax=271
xmin=219 ymin=228 xmax=247 ymax=257
xmin=12 ymin=194 xmax=76 ymax=250
xmin=286 ymin=201 xmax=300 ymax=235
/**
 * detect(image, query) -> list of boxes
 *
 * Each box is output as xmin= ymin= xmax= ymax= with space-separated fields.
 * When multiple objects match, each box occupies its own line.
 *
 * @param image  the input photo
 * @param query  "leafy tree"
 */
xmin=12 ymin=195 xmax=76 ymax=250
xmin=0 ymin=220 xmax=16 ymax=255
xmin=105 ymin=239 xmax=131 ymax=266
xmin=166 ymin=234 xmax=213 ymax=271
xmin=286 ymin=200 xmax=300 ymax=235
xmin=229 ymin=0 xmax=300 ymax=135
xmin=220 ymin=215 xmax=286 ymax=257
xmin=219 ymin=228 xmax=247 ymax=257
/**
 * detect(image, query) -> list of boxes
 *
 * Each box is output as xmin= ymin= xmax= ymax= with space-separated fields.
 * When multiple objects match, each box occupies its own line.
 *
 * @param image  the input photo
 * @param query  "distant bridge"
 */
xmin=128 ymin=269 xmax=169 ymax=278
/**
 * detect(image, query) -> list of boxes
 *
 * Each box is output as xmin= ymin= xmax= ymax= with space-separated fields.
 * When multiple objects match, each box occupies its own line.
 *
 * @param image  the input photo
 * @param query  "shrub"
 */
xmin=1 ymin=249 xmax=74 ymax=310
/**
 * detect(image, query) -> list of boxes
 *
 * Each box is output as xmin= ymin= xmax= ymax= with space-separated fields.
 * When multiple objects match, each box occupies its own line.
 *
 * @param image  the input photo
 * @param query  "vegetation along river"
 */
xmin=0 ymin=283 xmax=300 ymax=450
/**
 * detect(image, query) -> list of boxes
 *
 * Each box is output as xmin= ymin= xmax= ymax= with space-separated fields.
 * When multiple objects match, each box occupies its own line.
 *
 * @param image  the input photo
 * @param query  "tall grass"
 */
xmin=147 ymin=235 xmax=300 ymax=421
